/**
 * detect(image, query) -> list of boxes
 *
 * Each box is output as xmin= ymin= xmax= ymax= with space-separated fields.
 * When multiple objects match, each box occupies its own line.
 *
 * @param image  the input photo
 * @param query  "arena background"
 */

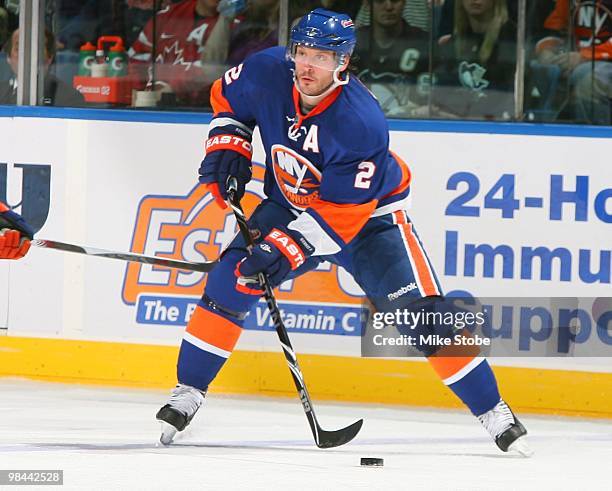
xmin=0 ymin=107 xmax=610 ymax=418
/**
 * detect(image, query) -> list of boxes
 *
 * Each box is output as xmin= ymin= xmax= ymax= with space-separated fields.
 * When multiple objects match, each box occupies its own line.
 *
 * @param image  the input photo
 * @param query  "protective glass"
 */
xmin=289 ymin=44 xmax=340 ymax=71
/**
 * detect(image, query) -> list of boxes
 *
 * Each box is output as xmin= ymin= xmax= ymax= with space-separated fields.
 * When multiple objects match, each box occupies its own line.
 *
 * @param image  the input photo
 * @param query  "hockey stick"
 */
xmin=226 ymin=179 xmax=363 ymax=448
xmin=31 ymin=239 xmax=218 ymax=272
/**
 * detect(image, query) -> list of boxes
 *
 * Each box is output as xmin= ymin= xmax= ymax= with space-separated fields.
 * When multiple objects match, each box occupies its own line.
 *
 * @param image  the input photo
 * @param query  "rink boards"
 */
xmin=0 ymin=108 xmax=610 ymax=417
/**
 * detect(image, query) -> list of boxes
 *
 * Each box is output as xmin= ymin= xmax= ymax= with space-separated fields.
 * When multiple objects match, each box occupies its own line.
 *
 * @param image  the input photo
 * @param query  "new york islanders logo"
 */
xmin=271 ymin=144 xmax=321 ymax=210
xmin=574 ymin=1 xmax=612 ymax=49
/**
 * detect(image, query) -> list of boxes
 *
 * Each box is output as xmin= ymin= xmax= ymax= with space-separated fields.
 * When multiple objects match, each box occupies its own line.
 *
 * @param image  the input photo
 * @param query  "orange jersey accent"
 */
xmin=393 ymin=211 xmax=440 ymax=297
xmin=309 ymin=198 xmax=379 ymax=245
xmin=210 ymin=78 xmax=233 ymax=115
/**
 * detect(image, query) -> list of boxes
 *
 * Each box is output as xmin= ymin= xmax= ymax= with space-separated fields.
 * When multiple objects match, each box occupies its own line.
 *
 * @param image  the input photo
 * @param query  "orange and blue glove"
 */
xmin=0 ymin=202 xmax=34 ymax=260
xmin=237 ymin=226 xmax=314 ymax=288
xmin=199 ymin=125 xmax=253 ymax=209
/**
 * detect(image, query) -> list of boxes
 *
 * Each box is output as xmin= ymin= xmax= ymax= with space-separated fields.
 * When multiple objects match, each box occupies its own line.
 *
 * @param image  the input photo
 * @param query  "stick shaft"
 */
xmin=226 ymin=192 xmax=325 ymax=446
xmin=31 ymin=238 xmax=217 ymax=272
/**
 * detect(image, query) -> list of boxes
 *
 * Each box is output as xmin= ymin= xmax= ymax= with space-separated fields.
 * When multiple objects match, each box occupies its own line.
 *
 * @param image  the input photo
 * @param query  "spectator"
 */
xmin=436 ymin=0 xmax=517 ymax=38
xmin=288 ymin=1 xmax=361 ymax=27
xmin=353 ymin=0 xmax=432 ymax=117
xmin=534 ymin=0 xmax=612 ymax=125
xmin=122 ymin=0 xmax=165 ymax=47
xmin=289 ymin=0 xmax=319 ymax=25
xmin=202 ymin=0 xmax=276 ymax=71
xmin=1 ymin=0 xmax=19 ymax=38
xmin=319 ymin=0 xmax=361 ymax=20
xmin=47 ymin=0 xmax=115 ymax=51
xmin=0 ymin=6 xmax=9 ymax=49
xmin=0 ymin=28 xmax=85 ymax=106
xmin=226 ymin=0 xmax=278 ymax=66
xmin=128 ymin=0 xmax=240 ymax=107
xmin=355 ymin=0 xmax=431 ymax=31
xmin=45 ymin=0 xmax=165 ymax=50
xmin=431 ymin=0 xmax=517 ymax=119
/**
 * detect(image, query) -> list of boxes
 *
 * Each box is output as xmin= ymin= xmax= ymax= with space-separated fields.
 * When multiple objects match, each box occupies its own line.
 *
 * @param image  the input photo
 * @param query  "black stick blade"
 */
xmin=316 ymin=419 xmax=363 ymax=449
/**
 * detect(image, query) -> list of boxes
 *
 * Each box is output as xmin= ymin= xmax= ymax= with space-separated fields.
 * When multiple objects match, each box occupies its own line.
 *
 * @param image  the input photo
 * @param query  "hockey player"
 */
xmin=0 ymin=203 xmax=33 ymax=260
xmin=156 ymin=8 xmax=532 ymax=455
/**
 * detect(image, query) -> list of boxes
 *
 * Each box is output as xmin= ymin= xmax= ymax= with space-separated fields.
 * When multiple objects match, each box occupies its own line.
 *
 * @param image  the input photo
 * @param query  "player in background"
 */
xmin=156 ymin=8 xmax=532 ymax=456
xmin=0 ymin=203 xmax=33 ymax=260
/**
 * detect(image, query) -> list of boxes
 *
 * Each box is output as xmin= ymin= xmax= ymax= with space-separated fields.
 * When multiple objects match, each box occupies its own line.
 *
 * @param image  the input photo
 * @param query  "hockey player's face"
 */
xmin=294 ymin=46 xmax=338 ymax=95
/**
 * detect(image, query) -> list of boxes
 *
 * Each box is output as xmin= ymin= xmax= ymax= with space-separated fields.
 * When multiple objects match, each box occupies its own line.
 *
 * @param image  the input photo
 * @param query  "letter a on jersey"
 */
xmin=303 ymin=125 xmax=319 ymax=153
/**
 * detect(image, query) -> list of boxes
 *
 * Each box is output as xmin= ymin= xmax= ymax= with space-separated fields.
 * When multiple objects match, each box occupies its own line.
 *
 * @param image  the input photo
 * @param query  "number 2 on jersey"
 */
xmin=224 ymin=64 xmax=243 ymax=85
xmin=354 ymin=161 xmax=375 ymax=189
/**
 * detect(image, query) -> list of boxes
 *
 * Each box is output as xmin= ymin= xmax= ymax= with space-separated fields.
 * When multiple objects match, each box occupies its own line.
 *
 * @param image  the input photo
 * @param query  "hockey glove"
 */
xmin=237 ymin=227 xmax=315 ymax=288
xmin=199 ymin=129 xmax=253 ymax=209
xmin=0 ymin=202 xmax=34 ymax=260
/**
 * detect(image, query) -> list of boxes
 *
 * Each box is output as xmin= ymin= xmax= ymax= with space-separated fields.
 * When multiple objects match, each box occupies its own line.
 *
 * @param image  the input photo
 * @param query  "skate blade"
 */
xmin=508 ymin=437 xmax=534 ymax=457
xmin=158 ymin=421 xmax=178 ymax=446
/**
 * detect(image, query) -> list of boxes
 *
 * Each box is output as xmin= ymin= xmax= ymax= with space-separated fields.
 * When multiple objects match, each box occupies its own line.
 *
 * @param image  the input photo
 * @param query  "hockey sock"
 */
xmin=177 ymin=303 xmax=242 ymax=390
xmin=428 ymin=335 xmax=501 ymax=416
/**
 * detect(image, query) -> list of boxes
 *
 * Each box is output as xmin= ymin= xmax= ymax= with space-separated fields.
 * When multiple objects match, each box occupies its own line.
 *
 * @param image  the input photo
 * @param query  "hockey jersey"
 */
xmin=128 ymin=0 xmax=239 ymax=104
xmin=353 ymin=21 xmax=431 ymax=116
xmin=208 ymin=47 xmax=411 ymax=256
xmin=539 ymin=0 xmax=612 ymax=60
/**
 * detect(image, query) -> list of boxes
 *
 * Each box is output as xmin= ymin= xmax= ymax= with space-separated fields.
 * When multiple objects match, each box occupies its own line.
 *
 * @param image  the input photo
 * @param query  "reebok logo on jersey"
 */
xmin=387 ymin=283 xmax=418 ymax=301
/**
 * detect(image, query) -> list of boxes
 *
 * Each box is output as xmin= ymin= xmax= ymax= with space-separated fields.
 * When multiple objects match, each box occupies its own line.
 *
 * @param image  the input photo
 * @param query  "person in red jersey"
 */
xmin=128 ymin=0 xmax=244 ymax=106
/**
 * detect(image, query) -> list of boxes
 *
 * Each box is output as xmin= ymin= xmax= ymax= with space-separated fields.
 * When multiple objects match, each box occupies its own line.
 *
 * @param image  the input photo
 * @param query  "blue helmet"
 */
xmin=289 ymin=8 xmax=356 ymax=64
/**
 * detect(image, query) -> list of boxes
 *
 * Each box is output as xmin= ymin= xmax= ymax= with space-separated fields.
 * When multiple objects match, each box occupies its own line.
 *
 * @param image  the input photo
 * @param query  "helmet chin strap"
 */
xmin=294 ymin=66 xmax=350 ymax=107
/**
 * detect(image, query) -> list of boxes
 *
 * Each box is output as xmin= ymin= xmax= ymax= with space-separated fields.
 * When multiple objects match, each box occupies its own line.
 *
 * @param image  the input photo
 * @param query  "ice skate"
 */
xmin=478 ymin=399 xmax=533 ymax=457
xmin=156 ymin=384 xmax=206 ymax=445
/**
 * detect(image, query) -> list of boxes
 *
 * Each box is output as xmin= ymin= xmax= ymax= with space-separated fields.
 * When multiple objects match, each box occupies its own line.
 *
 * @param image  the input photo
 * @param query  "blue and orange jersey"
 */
xmin=208 ymin=47 xmax=411 ymax=255
xmin=537 ymin=0 xmax=612 ymax=61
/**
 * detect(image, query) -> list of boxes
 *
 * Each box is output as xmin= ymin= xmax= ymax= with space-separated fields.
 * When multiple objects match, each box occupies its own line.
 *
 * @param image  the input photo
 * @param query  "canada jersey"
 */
xmin=128 ymin=0 xmax=240 ymax=103
xmin=209 ymin=47 xmax=411 ymax=255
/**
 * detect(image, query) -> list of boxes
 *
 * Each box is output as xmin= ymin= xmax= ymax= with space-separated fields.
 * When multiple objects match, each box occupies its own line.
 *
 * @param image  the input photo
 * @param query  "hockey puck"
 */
xmin=360 ymin=457 xmax=384 ymax=467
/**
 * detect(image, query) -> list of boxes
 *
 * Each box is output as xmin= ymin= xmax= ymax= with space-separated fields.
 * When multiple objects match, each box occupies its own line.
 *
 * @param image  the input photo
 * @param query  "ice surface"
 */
xmin=1 ymin=379 xmax=611 ymax=490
